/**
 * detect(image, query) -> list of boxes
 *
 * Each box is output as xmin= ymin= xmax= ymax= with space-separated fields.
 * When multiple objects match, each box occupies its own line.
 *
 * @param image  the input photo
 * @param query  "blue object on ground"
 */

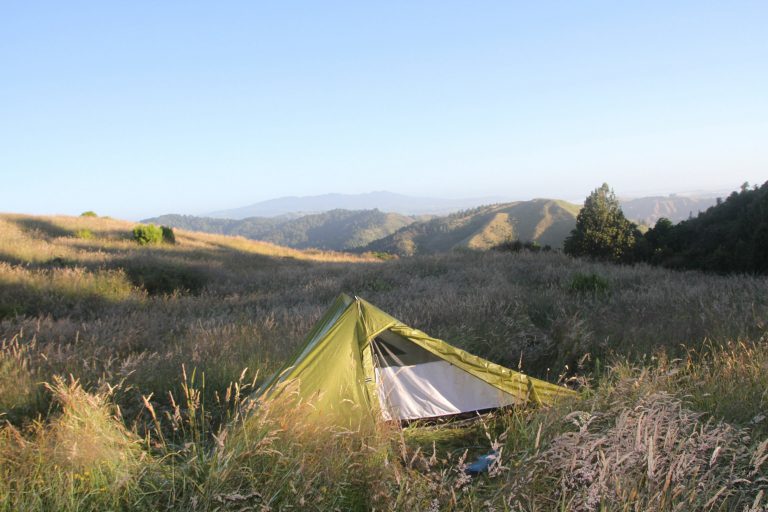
xmin=465 ymin=450 xmax=499 ymax=475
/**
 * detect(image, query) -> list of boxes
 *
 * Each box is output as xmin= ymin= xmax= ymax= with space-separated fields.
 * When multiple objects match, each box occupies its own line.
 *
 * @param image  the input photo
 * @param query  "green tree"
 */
xmin=643 ymin=217 xmax=674 ymax=263
xmin=564 ymin=183 xmax=639 ymax=262
xmin=161 ymin=225 xmax=176 ymax=244
xmin=132 ymin=224 xmax=163 ymax=245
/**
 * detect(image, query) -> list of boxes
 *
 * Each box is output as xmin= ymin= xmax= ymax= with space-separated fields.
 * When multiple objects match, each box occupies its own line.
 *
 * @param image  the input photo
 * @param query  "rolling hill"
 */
xmin=146 ymin=193 xmax=725 ymax=256
xmin=363 ymin=199 xmax=581 ymax=255
xmin=146 ymin=199 xmax=580 ymax=254
xmin=144 ymin=209 xmax=420 ymax=250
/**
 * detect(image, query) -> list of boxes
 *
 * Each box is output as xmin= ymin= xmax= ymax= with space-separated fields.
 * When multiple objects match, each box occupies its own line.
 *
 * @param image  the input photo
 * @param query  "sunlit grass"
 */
xmin=0 ymin=377 xmax=147 ymax=512
xmin=0 ymin=213 xmax=766 ymax=510
xmin=0 ymin=337 xmax=41 ymax=421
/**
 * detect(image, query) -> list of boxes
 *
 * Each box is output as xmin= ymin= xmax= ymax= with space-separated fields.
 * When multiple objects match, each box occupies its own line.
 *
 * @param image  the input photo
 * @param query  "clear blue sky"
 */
xmin=2 ymin=1 xmax=766 ymax=219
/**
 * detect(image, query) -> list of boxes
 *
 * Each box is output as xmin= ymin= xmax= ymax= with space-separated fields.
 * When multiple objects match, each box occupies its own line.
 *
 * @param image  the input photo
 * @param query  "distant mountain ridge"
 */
xmin=206 ymin=190 xmax=721 ymax=225
xmin=144 ymin=209 xmax=420 ymax=250
xmin=620 ymin=194 xmax=719 ymax=225
xmin=206 ymin=191 xmax=508 ymax=219
xmin=363 ymin=199 xmax=581 ymax=255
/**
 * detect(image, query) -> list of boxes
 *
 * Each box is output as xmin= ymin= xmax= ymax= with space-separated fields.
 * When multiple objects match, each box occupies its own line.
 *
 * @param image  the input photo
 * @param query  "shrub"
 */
xmin=161 ymin=226 xmax=176 ymax=244
xmin=368 ymin=251 xmax=396 ymax=261
xmin=74 ymin=229 xmax=93 ymax=239
xmin=80 ymin=211 xmax=98 ymax=217
xmin=47 ymin=257 xmax=74 ymax=267
xmin=493 ymin=239 xmax=542 ymax=253
xmin=569 ymin=272 xmax=610 ymax=295
xmin=132 ymin=225 xmax=163 ymax=245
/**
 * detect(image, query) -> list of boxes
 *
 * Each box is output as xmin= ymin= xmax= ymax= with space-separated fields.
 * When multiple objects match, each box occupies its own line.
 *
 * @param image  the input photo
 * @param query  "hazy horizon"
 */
xmin=2 ymin=2 xmax=766 ymax=219
xmin=0 ymin=186 xmax=738 ymax=222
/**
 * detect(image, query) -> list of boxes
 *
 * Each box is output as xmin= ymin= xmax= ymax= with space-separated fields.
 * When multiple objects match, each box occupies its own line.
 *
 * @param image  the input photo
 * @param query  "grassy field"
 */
xmin=0 ymin=213 xmax=766 ymax=511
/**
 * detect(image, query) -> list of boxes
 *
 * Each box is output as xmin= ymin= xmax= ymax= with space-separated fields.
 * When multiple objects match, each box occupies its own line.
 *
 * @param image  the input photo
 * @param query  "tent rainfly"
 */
xmin=257 ymin=294 xmax=575 ymax=426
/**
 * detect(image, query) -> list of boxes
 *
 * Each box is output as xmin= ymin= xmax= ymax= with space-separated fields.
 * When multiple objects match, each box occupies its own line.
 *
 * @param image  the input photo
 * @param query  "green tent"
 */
xmin=257 ymin=294 xmax=574 ymax=427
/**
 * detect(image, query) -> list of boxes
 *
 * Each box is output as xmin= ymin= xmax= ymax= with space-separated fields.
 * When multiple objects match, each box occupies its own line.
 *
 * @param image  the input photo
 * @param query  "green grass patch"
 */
xmin=569 ymin=272 xmax=610 ymax=295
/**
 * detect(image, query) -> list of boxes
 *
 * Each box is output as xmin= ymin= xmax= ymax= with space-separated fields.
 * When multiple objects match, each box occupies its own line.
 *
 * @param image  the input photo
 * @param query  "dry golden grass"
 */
xmin=0 ymin=213 xmax=766 ymax=511
xmin=0 ymin=213 xmax=376 ymax=263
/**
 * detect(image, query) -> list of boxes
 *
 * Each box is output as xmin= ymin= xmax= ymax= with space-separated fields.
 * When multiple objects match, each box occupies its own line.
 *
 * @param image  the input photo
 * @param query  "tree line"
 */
xmin=564 ymin=181 xmax=768 ymax=274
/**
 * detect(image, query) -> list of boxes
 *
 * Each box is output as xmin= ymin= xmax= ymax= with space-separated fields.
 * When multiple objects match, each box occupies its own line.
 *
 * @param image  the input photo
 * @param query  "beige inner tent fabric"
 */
xmin=375 ymin=360 xmax=520 ymax=420
xmin=372 ymin=330 xmax=520 ymax=420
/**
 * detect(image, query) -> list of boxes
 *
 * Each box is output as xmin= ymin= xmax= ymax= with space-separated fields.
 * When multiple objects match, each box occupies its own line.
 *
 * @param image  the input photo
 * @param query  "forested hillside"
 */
xmin=147 ymin=199 xmax=580 ymax=254
xmin=146 ymin=193 xmax=737 ymax=257
xmin=364 ymin=199 xmax=580 ymax=255
xmin=643 ymin=181 xmax=768 ymax=273
xmin=145 ymin=209 xmax=418 ymax=250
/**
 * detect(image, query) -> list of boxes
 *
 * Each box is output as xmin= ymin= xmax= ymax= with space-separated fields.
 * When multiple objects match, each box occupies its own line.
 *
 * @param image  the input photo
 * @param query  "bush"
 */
xmin=161 ymin=226 xmax=176 ymax=244
xmin=132 ymin=224 xmax=163 ymax=245
xmin=493 ymin=239 xmax=542 ymax=253
xmin=74 ymin=229 xmax=93 ymax=239
xmin=569 ymin=272 xmax=610 ymax=295
xmin=368 ymin=251 xmax=396 ymax=261
xmin=80 ymin=211 xmax=98 ymax=217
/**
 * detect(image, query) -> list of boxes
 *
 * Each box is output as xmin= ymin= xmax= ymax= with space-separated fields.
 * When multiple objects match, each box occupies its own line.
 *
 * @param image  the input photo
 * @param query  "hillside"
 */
xmin=620 ymin=194 xmax=719 ymax=225
xmin=0 ymin=213 xmax=766 ymax=510
xmin=0 ymin=214 xmax=371 ymax=318
xmin=145 ymin=194 xmax=732 ymax=256
xmin=365 ymin=198 xmax=581 ymax=255
xmin=145 ymin=209 xmax=419 ymax=250
xmin=643 ymin=181 xmax=768 ymax=273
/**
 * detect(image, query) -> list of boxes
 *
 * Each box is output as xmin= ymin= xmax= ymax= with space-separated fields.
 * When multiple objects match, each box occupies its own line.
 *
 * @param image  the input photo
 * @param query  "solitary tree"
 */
xmin=564 ymin=183 xmax=638 ymax=262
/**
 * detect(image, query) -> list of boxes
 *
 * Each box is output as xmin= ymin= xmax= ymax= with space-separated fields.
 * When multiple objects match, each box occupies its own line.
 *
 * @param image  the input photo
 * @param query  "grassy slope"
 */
xmin=0 ymin=214 xmax=766 ymax=511
xmin=145 ymin=209 xmax=419 ymax=250
xmin=366 ymin=199 xmax=581 ymax=255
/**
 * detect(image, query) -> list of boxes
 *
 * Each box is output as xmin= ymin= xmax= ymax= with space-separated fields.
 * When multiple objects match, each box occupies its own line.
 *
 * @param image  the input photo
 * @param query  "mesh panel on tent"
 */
xmin=372 ymin=330 xmax=519 ymax=420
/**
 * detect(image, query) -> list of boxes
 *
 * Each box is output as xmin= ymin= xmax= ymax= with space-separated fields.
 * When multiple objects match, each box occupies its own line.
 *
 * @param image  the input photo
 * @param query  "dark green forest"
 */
xmin=566 ymin=181 xmax=768 ymax=275
xmin=145 ymin=209 xmax=418 ymax=250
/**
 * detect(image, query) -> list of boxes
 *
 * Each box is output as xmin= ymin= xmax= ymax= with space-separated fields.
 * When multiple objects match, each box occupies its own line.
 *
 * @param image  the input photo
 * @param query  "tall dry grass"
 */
xmin=0 ymin=377 xmax=147 ymax=511
xmin=0 ymin=213 xmax=766 ymax=510
xmin=502 ymin=376 xmax=767 ymax=511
